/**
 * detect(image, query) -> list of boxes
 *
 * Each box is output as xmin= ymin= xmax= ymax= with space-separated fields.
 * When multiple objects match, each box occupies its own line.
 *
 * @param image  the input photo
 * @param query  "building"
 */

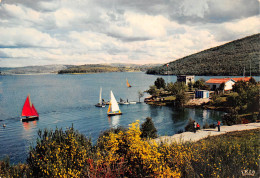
xmin=195 ymin=90 xmax=209 ymax=98
xmin=205 ymin=78 xmax=235 ymax=91
xmin=205 ymin=77 xmax=252 ymax=91
xmin=177 ymin=75 xmax=195 ymax=85
xmin=231 ymin=77 xmax=251 ymax=82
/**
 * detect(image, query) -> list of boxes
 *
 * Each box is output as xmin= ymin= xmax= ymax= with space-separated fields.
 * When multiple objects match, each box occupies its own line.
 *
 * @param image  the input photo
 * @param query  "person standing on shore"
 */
xmin=194 ymin=121 xmax=197 ymax=133
xmin=217 ymin=121 xmax=221 ymax=132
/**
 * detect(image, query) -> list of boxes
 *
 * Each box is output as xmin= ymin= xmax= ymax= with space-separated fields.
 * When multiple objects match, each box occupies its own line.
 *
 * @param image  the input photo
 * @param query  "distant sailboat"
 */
xmin=126 ymin=78 xmax=132 ymax=88
xmin=21 ymin=95 xmax=39 ymax=122
xmin=95 ymin=87 xmax=105 ymax=107
xmin=107 ymin=91 xmax=122 ymax=116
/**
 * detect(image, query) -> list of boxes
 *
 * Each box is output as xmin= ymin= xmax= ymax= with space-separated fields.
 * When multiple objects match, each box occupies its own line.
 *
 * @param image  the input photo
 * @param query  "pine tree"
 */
xmin=140 ymin=117 xmax=158 ymax=139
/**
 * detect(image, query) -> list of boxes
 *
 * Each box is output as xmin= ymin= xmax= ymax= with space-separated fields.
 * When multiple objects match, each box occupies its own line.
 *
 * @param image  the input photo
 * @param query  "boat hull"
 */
xmin=107 ymin=112 xmax=122 ymax=116
xmin=21 ymin=116 xmax=39 ymax=122
xmin=95 ymin=103 xmax=105 ymax=107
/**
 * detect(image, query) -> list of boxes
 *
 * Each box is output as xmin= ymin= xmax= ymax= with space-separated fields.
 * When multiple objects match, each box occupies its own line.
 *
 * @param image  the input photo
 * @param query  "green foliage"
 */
xmin=0 ymin=157 xmax=30 ymax=177
xmin=249 ymin=77 xmax=257 ymax=84
xmin=58 ymin=64 xmax=136 ymax=74
xmin=230 ymin=80 xmax=259 ymax=113
xmin=154 ymin=77 xmax=166 ymax=89
xmin=146 ymin=34 xmax=260 ymax=76
xmin=0 ymin=125 xmax=259 ymax=178
xmin=146 ymin=85 xmax=160 ymax=96
xmin=184 ymin=118 xmax=195 ymax=132
xmin=175 ymin=91 xmax=188 ymax=108
xmin=188 ymin=129 xmax=260 ymax=177
xmin=222 ymin=109 xmax=239 ymax=125
xmin=140 ymin=117 xmax=158 ymax=139
xmin=27 ymin=126 xmax=93 ymax=177
xmin=193 ymin=78 xmax=209 ymax=90
xmin=167 ymin=82 xmax=188 ymax=95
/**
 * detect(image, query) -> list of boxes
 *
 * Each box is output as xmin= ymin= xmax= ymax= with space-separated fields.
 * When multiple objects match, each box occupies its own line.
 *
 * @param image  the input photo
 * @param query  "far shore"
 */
xmin=155 ymin=122 xmax=260 ymax=144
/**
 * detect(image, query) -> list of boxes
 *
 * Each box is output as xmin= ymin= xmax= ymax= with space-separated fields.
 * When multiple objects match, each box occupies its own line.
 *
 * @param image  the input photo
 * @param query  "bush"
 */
xmin=154 ymin=77 xmax=166 ymax=89
xmin=222 ymin=110 xmax=239 ymax=126
xmin=185 ymin=118 xmax=195 ymax=132
xmin=27 ymin=126 xmax=94 ymax=177
xmin=140 ymin=117 xmax=158 ymax=139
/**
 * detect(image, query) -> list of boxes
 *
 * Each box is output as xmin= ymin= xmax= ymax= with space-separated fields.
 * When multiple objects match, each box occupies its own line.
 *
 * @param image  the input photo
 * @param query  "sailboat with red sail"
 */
xmin=21 ymin=95 xmax=39 ymax=122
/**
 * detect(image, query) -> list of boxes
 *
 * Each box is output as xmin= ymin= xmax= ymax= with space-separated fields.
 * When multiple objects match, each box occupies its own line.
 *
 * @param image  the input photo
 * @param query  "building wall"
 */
xmin=177 ymin=75 xmax=195 ymax=85
xmin=224 ymin=80 xmax=235 ymax=90
xmin=207 ymin=80 xmax=235 ymax=91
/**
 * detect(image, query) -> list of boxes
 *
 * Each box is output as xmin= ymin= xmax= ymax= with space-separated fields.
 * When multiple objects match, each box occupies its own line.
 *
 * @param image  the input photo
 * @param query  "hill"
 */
xmin=58 ymin=64 xmax=162 ymax=74
xmin=0 ymin=65 xmax=69 ymax=75
xmin=146 ymin=34 xmax=259 ymax=76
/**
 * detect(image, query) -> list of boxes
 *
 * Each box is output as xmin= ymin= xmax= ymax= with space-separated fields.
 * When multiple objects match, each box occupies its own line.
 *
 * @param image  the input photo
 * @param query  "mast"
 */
xmin=243 ymin=67 xmax=245 ymax=81
xmin=99 ymin=87 xmax=102 ymax=104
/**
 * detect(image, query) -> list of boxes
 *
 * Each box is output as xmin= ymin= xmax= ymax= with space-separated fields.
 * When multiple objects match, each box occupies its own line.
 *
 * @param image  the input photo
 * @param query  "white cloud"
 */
xmin=0 ymin=27 xmax=62 ymax=48
xmin=0 ymin=0 xmax=258 ymax=67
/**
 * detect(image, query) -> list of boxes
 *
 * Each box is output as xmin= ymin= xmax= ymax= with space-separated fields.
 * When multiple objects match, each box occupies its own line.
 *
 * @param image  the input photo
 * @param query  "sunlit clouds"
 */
xmin=0 ymin=0 xmax=259 ymax=67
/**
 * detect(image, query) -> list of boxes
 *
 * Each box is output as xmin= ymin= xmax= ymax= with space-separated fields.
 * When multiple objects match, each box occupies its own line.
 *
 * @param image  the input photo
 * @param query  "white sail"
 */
xmin=99 ymin=87 xmax=102 ymax=104
xmin=110 ymin=90 xmax=120 ymax=112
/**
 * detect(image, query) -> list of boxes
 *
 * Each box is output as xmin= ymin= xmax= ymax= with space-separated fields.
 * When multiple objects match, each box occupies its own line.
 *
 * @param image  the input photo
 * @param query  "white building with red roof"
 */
xmin=205 ymin=77 xmax=251 ymax=91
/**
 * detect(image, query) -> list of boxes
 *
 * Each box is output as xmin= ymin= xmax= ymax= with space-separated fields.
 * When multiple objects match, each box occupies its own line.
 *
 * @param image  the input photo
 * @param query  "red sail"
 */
xmin=31 ymin=104 xmax=39 ymax=117
xmin=21 ymin=96 xmax=38 ymax=117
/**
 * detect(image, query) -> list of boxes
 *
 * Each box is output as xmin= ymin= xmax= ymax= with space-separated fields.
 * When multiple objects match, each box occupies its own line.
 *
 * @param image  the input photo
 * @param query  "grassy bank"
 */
xmin=0 ymin=122 xmax=259 ymax=177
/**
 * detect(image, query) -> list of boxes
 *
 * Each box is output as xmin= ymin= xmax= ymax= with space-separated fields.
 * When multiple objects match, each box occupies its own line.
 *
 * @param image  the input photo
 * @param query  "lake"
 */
xmin=1 ymin=72 xmax=255 ymax=164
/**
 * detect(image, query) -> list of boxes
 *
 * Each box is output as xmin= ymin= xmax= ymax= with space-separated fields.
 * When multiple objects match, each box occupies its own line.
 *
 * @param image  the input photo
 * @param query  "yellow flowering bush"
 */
xmin=0 ymin=123 xmax=259 ymax=177
xmin=97 ymin=121 xmax=180 ymax=177
xmin=27 ymin=127 xmax=94 ymax=177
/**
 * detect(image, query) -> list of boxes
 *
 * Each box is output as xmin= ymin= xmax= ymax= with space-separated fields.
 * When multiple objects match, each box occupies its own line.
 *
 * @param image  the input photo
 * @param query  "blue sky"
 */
xmin=0 ymin=0 xmax=259 ymax=67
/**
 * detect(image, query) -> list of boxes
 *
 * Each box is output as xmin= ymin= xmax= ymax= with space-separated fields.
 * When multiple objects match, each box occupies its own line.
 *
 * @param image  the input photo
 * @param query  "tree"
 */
xmin=193 ymin=78 xmax=209 ymax=90
xmin=249 ymin=77 xmax=257 ymax=84
xmin=218 ymin=82 xmax=225 ymax=94
xmin=147 ymin=85 xmax=159 ymax=96
xmin=138 ymin=90 xmax=144 ymax=102
xmin=140 ymin=117 xmax=158 ymax=139
xmin=154 ymin=77 xmax=166 ymax=89
xmin=175 ymin=91 xmax=188 ymax=108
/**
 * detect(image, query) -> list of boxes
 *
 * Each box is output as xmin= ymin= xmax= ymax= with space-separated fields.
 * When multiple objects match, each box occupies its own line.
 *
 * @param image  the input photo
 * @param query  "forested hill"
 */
xmin=146 ymin=33 xmax=259 ymax=76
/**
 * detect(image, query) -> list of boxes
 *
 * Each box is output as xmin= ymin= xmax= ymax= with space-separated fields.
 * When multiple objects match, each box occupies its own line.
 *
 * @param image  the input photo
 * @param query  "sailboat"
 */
xmin=126 ymin=78 xmax=132 ymax=88
xmin=21 ymin=95 xmax=39 ymax=122
xmin=95 ymin=87 xmax=105 ymax=107
xmin=107 ymin=90 xmax=122 ymax=116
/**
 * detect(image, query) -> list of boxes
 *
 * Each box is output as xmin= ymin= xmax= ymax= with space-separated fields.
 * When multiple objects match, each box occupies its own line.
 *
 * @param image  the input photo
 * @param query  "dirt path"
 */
xmin=155 ymin=122 xmax=260 ymax=144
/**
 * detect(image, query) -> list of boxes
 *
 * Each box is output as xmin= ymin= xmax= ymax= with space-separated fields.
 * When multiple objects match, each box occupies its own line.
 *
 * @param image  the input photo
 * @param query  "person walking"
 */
xmin=193 ymin=121 xmax=197 ymax=133
xmin=217 ymin=121 xmax=221 ymax=132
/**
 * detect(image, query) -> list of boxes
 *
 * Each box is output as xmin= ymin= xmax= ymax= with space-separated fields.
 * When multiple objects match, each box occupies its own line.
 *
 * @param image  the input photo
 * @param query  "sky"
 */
xmin=0 ymin=0 xmax=259 ymax=67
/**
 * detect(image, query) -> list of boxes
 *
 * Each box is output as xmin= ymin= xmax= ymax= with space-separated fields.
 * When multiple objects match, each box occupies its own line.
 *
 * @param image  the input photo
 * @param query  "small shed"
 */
xmin=195 ymin=90 xmax=209 ymax=98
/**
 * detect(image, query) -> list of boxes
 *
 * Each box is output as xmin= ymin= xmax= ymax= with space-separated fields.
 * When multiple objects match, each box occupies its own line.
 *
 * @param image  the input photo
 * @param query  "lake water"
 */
xmin=1 ymin=72 xmax=256 ymax=164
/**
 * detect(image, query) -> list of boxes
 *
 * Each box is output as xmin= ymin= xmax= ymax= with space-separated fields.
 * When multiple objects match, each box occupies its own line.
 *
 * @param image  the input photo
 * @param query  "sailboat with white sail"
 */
xmin=95 ymin=87 xmax=105 ymax=107
xmin=107 ymin=90 xmax=122 ymax=116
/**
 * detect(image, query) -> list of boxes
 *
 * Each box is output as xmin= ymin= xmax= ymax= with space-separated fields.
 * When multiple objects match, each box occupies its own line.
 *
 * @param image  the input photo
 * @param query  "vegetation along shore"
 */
xmin=0 ymin=120 xmax=259 ymax=177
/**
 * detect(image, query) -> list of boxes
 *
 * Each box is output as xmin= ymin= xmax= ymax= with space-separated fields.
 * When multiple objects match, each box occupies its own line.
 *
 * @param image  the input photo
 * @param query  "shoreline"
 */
xmin=155 ymin=122 xmax=260 ymax=144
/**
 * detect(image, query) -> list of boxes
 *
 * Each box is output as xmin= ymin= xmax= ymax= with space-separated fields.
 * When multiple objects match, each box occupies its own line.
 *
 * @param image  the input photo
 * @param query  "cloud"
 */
xmin=0 ymin=27 xmax=62 ymax=48
xmin=0 ymin=0 xmax=258 ymax=67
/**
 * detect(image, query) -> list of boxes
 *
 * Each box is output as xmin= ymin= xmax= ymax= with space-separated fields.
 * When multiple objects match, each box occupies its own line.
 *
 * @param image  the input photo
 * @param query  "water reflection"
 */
xmin=108 ymin=115 xmax=121 ymax=128
xmin=22 ymin=120 xmax=37 ymax=131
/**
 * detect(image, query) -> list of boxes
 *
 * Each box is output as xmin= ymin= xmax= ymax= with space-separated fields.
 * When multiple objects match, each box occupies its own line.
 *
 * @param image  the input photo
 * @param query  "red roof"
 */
xmin=206 ymin=77 xmax=251 ymax=84
xmin=231 ymin=77 xmax=251 ymax=82
xmin=206 ymin=78 xmax=233 ymax=84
